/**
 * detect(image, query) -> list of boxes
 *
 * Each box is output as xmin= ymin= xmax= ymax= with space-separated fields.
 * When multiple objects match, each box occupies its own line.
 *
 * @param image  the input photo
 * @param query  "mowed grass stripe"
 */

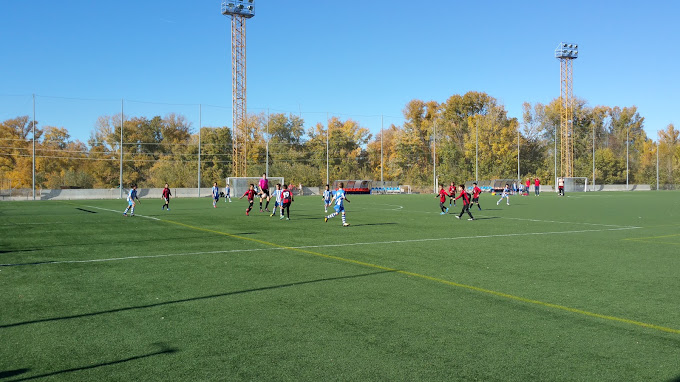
xmin=146 ymin=212 xmax=680 ymax=336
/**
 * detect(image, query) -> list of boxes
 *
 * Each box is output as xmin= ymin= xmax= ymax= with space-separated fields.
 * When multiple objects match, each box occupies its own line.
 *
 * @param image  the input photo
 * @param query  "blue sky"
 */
xmin=1 ymin=0 xmax=678 ymax=143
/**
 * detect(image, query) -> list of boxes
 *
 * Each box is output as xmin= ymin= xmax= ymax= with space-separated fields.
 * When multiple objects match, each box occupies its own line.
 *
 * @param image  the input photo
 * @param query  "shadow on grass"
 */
xmin=75 ymin=208 xmax=97 ymax=214
xmin=0 ymin=270 xmax=395 ymax=329
xmin=6 ymin=343 xmax=177 ymax=381
xmin=0 ymin=368 xmax=30 ymax=379
xmin=0 ymin=249 xmax=39 ymax=254
xmin=668 ymin=376 xmax=680 ymax=382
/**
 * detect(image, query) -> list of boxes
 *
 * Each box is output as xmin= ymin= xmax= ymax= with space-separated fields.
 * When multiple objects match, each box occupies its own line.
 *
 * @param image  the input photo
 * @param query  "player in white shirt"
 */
xmin=497 ymin=184 xmax=511 ymax=206
xmin=123 ymin=184 xmax=140 ymax=216
xmin=224 ymin=183 xmax=231 ymax=202
xmin=322 ymin=184 xmax=332 ymax=213
xmin=324 ymin=182 xmax=350 ymax=227
xmin=269 ymin=184 xmax=283 ymax=217
xmin=212 ymin=182 xmax=220 ymax=208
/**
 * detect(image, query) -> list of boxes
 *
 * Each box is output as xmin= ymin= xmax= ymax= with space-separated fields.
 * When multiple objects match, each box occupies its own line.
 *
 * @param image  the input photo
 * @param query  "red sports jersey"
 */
xmin=472 ymin=186 xmax=481 ymax=198
xmin=448 ymin=185 xmax=456 ymax=195
xmin=526 ymin=179 xmax=530 ymax=188
xmin=282 ymin=189 xmax=292 ymax=203
xmin=243 ymin=189 xmax=256 ymax=201
xmin=162 ymin=188 xmax=171 ymax=198
xmin=438 ymin=189 xmax=448 ymax=203
xmin=535 ymin=178 xmax=540 ymax=186
xmin=455 ymin=190 xmax=471 ymax=205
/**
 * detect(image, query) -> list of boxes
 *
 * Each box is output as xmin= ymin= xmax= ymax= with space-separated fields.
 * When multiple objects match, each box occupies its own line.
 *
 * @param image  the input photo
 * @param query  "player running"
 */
xmin=454 ymin=184 xmax=474 ymax=221
xmin=325 ymin=182 xmax=351 ymax=227
xmin=436 ymin=184 xmax=449 ymax=215
xmin=280 ymin=184 xmax=294 ymax=220
xmin=258 ymin=173 xmax=271 ymax=212
xmin=240 ymin=184 xmax=256 ymax=216
xmin=224 ymin=183 xmax=231 ymax=202
xmin=471 ymin=182 xmax=482 ymax=210
xmin=270 ymin=183 xmax=283 ymax=217
xmin=497 ymin=184 xmax=511 ymax=206
xmin=161 ymin=183 xmax=171 ymax=211
xmin=212 ymin=182 xmax=220 ymax=208
xmin=123 ymin=184 xmax=140 ymax=217
xmin=448 ymin=182 xmax=457 ymax=207
xmin=322 ymin=184 xmax=332 ymax=213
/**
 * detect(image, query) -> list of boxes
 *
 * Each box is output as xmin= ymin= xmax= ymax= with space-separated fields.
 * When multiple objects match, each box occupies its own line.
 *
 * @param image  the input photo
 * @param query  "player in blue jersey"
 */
xmin=497 ymin=183 xmax=511 ymax=206
xmin=123 ymin=184 xmax=140 ymax=216
xmin=322 ymin=184 xmax=332 ymax=213
xmin=212 ymin=182 xmax=220 ymax=208
xmin=224 ymin=183 xmax=231 ymax=202
xmin=269 ymin=183 xmax=283 ymax=217
xmin=325 ymin=182 xmax=350 ymax=226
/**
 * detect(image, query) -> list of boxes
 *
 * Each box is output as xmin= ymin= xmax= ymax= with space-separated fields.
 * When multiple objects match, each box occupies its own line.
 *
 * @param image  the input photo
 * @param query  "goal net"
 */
xmin=226 ymin=177 xmax=285 ymax=198
xmin=560 ymin=177 xmax=588 ymax=193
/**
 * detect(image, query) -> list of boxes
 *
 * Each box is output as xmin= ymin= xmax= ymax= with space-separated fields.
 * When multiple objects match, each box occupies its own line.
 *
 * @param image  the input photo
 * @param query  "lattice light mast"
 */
xmin=222 ymin=0 xmax=254 ymax=177
xmin=555 ymin=42 xmax=578 ymax=177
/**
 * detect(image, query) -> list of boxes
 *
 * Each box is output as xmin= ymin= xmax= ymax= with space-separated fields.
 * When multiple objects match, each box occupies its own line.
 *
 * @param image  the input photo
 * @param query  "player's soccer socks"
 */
xmin=265 ymin=200 xmax=270 ymax=209
xmin=327 ymin=212 xmax=337 ymax=219
xmin=341 ymin=214 xmax=346 ymax=224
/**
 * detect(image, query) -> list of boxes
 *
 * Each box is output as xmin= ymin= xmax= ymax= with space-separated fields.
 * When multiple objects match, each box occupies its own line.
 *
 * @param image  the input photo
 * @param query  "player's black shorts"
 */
xmin=282 ymin=202 xmax=291 ymax=209
xmin=261 ymin=188 xmax=270 ymax=197
xmin=472 ymin=197 xmax=479 ymax=203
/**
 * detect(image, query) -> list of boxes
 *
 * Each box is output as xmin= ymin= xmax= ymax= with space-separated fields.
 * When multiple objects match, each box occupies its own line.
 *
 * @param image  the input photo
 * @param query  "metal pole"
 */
xmin=198 ymin=104 xmax=202 ymax=197
xmin=626 ymin=127 xmax=629 ymax=190
xmin=475 ymin=120 xmax=479 ymax=182
xmin=554 ymin=124 xmax=557 ymax=192
xmin=380 ymin=114 xmax=383 ymax=184
xmin=517 ymin=126 xmax=520 ymax=181
xmin=326 ymin=112 xmax=329 ymax=186
xmin=32 ymin=94 xmax=36 ymax=201
xmin=656 ymin=140 xmax=659 ymax=191
xmin=433 ymin=120 xmax=436 ymax=193
xmin=119 ymin=99 xmax=124 ymax=199
xmin=592 ymin=123 xmax=595 ymax=191
xmin=266 ymin=108 xmax=269 ymax=177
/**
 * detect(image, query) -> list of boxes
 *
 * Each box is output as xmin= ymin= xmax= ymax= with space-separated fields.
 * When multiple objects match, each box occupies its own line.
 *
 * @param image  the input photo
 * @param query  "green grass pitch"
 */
xmin=1 ymin=191 xmax=679 ymax=381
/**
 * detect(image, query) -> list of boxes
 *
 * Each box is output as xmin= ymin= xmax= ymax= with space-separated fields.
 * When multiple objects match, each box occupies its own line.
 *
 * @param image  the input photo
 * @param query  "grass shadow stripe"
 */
xmin=0 ymin=271 xmax=394 ymax=328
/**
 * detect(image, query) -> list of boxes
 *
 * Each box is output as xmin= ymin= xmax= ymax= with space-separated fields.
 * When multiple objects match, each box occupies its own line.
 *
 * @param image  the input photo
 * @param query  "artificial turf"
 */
xmin=1 ymin=191 xmax=679 ymax=381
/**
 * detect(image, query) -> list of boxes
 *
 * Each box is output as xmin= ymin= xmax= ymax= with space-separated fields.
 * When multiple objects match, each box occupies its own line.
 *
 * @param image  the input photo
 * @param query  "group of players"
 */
xmin=436 ymin=182 xmax=482 ymax=221
xmin=124 ymin=176 xmax=519 ymax=225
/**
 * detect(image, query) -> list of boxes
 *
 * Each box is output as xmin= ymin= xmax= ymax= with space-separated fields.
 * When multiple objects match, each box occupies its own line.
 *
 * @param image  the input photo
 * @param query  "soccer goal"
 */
xmin=560 ymin=177 xmax=588 ymax=193
xmin=226 ymin=177 xmax=285 ymax=198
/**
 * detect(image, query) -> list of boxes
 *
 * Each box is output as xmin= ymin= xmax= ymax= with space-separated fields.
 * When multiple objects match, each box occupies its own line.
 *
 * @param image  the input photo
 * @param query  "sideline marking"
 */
xmin=41 ymin=202 xmax=678 ymax=336
xmin=625 ymin=233 xmax=680 ymax=246
xmin=1 ymin=226 xmax=640 ymax=267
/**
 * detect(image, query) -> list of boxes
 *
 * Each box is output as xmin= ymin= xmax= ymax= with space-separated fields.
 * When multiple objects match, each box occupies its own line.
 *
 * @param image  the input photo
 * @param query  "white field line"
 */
xmin=475 ymin=215 xmax=641 ymax=229
xmin=84 ymin=205 xmax=160 ymax=221
xmin=1 ymin=226 xmax=640 ymax=267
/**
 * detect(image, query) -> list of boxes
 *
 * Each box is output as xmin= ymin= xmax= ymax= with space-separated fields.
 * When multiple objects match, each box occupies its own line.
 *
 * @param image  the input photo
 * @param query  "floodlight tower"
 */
xmin=555 ymin=42 xmax=578 ymax=177
xmin=222 ymin=0 xmax=255 ymax=177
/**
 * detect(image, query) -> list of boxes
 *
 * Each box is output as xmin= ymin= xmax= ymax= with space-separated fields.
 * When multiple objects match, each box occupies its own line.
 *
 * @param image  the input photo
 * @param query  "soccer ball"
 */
xmin=492 ymin=192 xmax=496 ymax=196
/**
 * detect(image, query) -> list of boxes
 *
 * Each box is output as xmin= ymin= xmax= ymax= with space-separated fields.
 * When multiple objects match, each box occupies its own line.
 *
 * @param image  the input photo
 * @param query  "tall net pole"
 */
xmin=231 ymin=15 xmax=247 ymax=177
xmin=559 ymin=58 xmax=574 ymax=178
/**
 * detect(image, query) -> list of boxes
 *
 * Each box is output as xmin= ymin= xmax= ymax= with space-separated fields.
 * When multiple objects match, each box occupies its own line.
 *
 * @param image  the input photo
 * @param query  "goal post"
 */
xmin=560 ymin=177 xmax=588 ymax=193
xmin=226 ymin=177 xmax=285 ymax=198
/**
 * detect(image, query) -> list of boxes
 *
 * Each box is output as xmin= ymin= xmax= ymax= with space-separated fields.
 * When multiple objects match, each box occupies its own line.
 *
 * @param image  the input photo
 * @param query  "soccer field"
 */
xmin=1 ymin=192 xmax=679 ymax=381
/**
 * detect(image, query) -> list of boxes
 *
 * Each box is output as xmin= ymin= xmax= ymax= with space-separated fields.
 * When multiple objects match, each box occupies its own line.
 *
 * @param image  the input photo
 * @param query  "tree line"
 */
xmin=1 ymin=91 xmax=679 ymax=190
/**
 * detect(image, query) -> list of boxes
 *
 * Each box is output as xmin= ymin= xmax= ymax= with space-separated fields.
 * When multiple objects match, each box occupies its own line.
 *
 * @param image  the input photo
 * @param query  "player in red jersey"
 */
xmin=436 ymin=184 xmax=449 ymax=215
xmin=448 ymin=182 xmax=457 ymax=207
xmin=161 ymin=183 xmax=171 ymax=211
xmin=239 ymin=184 xmax=256 ymax=216
xmin=471 ymin=182 xmax=482 ymax=210
xmin=279 ymin=184 xmax=294 ymax=220
xmin=525 ymin=178 xmax=531 ymax=196
xmin=454 ymin=184 xmax=474 ymax=220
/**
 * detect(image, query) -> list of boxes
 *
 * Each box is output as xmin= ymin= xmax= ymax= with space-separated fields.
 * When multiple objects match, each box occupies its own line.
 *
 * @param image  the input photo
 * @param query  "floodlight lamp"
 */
xmin=248 ymin=0 xmax=254 ymax=2
xmin=563 ymin=43 xmax=568 ymax=48
xmin=228 ymin=2 xmax=235 ymax=7
xmin=237 ymin=4 xmax=244 ymax=9
xmin=247 ymin=5 xmax=254 ymax=11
